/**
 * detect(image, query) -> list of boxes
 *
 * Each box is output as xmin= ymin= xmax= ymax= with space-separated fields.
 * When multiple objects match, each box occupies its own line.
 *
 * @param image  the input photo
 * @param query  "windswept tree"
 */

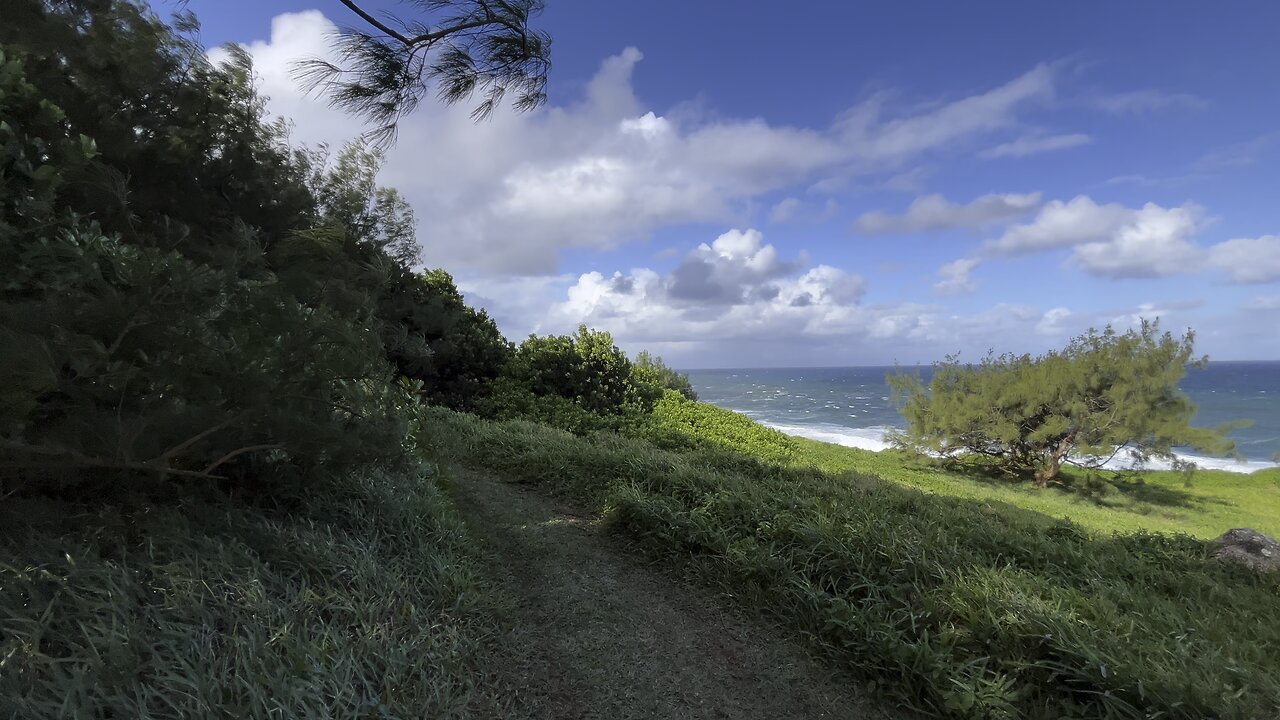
xmin=888 ymin=321 xmax=1238 ymax=486
xmin=297 ymin=0 xmax=552 ymax=144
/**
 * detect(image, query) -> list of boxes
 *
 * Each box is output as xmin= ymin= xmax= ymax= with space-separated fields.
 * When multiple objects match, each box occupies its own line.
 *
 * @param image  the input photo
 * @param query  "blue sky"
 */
xmin=185 ymin=0 xmax=1280 ymax=367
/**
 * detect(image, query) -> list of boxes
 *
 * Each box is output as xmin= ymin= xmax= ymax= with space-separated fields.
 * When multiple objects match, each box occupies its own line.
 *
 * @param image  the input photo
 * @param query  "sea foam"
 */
xmin=760 ymin=421 xmax=1279 ymax=475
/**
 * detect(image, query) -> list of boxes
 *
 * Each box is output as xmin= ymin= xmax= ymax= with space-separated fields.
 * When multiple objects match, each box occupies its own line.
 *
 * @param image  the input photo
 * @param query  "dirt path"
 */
xmin=449 ymin=469 xmax=903 ymax=720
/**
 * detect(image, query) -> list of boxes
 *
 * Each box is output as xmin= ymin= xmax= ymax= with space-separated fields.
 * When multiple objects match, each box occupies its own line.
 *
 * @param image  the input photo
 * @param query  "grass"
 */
xmin=0 ymin=468 xmax=505 ymax=719
xmin=790 ymin=438 xmax=1280 ymax=539
xmin=647 ymin=394 xmax=1280 ymax=539
xmin=428 ymin=407 xmax=1280 ymax=719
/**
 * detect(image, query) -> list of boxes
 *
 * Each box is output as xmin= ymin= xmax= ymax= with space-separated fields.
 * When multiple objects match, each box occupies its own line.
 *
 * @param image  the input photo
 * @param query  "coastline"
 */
xmin=751 ymin=416 xmax=1280 ymax=476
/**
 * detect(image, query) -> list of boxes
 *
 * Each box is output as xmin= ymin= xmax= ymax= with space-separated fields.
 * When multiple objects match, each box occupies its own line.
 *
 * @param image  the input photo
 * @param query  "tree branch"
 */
xmin=340 ymin=1 xmax=524 ymax=49
xmin=154 ymin=411 xmax=248 ymax=462
xmin=202 ymin=444 xmax=282 ymax=475
xmin=339 ymin=0 xmax=411 ymax=44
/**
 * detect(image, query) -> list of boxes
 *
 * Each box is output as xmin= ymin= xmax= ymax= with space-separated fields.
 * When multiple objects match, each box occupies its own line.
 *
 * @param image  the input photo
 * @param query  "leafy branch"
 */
xmin=293 ymin=0 xmax=552 ymax=145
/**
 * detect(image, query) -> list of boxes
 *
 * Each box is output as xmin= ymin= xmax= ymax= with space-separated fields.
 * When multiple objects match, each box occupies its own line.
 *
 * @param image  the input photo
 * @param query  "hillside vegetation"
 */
xmin=431 ymin=405 xmax=1280 ymax=719
xmin=3 ymin=2 xmax=1278 ymax=720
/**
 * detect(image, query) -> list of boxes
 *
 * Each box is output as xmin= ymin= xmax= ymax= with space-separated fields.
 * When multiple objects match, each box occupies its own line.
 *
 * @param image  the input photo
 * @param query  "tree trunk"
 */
xmin=1034 ymin=433 xmax=1076 ymax=487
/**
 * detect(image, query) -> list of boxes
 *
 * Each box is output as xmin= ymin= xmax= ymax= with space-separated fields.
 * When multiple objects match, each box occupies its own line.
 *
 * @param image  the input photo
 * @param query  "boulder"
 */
xmin=1211 ymin=528 xmax=1280 ymax=573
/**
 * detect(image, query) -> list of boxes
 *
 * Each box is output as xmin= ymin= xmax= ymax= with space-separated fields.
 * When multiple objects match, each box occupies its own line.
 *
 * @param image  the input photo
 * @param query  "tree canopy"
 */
xmin=0 ymin=0 xmax=527 ymax=491
xmin=888 ymin=321 xmax=1238 ymax=485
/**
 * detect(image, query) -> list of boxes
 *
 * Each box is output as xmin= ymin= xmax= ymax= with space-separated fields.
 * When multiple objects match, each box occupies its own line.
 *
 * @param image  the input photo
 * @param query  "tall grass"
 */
xmin=0 ymin=469 xmax=504 ymax=719
xmin=429 ymin=408 xmax=1280 ymax=719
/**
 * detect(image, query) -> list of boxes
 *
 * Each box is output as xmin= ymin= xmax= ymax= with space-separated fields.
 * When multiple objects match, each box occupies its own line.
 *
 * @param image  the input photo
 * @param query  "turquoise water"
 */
xmin=686 ymin=361 xmax=1280 ymax=472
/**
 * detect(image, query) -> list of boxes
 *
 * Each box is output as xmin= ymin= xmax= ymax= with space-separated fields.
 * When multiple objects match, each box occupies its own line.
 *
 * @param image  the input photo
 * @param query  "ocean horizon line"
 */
xmin=678 ymin=358 xmax=1280 ymax=373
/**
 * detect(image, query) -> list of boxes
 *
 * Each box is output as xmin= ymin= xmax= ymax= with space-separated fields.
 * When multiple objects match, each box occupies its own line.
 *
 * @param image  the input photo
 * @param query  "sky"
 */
xmin=182 ymin=0 xmax=1280 ymax=368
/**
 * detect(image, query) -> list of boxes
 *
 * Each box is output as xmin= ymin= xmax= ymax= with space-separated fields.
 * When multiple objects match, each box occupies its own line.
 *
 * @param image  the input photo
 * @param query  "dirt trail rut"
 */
xmin=450 ymin=469 xmax=903 ymax=720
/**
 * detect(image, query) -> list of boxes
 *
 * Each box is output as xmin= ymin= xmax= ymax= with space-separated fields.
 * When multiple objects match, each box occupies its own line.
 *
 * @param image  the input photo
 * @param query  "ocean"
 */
xmin=685 ymin=361 xmax=1280 ymax=474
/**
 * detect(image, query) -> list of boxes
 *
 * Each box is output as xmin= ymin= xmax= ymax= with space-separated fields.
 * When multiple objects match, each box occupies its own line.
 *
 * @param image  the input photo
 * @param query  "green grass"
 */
xmin=429 ymin=407 xmax=1280 ymax=719
xmin=649 ymin=396 xmax=1280 ymax=539
xmin=791 ymin=438 xmax=1280 ymax=539
xmin=0 ymin=469 xmax=505 ymax=719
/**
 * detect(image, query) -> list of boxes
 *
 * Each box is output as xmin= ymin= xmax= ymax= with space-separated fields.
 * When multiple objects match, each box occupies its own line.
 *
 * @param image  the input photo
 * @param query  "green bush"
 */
xmin=636 ymin=392 xmax=797 ymax=465
xmin=379 ymin=268 xmax=512 ymax=411
xmin=502 ymin=325 xmax=645 ymax=414
xmin=631 ymin=351 xmax=698 ymax=401
xmin=430 ymin=408 xmax=1280 ymax=720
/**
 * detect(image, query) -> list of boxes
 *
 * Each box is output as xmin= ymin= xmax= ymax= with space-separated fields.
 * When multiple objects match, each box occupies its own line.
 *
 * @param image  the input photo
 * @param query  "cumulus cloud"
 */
xmin=666 ymin=229 xmax=804 ymax=304
xmin=978 ymin=133 xmax=1092 ymax=159
xmin=934 ymin=258 xmax=980 ymax=295
xmin=854 ymin=192 xmax=1041 ymax=234
xmin=218 ymin=12 xmax=1062 ymax=274
xmin=544 ymin=228 xmax=869 ymax=344
xmin=450 ymin=228 xmax=1117 ymax=365
xmin=1208 ymin=236 xmax=1280 ymax=284
xmin=986 ymin=196 xmax=1203 ymax=278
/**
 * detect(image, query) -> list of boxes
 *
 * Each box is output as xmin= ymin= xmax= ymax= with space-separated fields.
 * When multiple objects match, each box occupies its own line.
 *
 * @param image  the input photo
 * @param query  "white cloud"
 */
xmin=1103 ymin=301 xmax=1200 ymax=329
xmin=543 ymin=228 xmax=872 ymax=345
xmin=1036 ymin=307 xmax=1073 ymax=336
xmin=854 ymin=192 xmax=1041 ymax=234
xmin=527 ymin=229 xmax=1096 ymax=366
xmin=986 ymin=196 xmax=1203 ymax=278
xmin=979 ymin=132 xmax=1092 ymax=159
xmin=1095 ymin=90 xmax=1206 ymax=115
xmin=835 ymin=64 xmax=1056 ymax=167
xmin=220 ymin=14 xmax=1063 ymax=275
xmin=1208 ymin=236 xmax=1280 ymax=284
xmin=934 ymin=258 xmax=980 ymax=295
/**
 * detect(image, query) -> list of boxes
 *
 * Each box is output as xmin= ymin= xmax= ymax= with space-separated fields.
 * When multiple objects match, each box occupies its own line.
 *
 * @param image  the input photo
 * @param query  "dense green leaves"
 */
xmin=500 ymin=325 xmax=646 ymax=414
xmin=381 ymin=268 xmax=513 ymax=410
xmin=633 ymin=351 xmax=699 ymax=401
xmin=0 ymin=2 xmax=509 ymax=491
xmin=889 ymin=322 xmax=1237 ymax=485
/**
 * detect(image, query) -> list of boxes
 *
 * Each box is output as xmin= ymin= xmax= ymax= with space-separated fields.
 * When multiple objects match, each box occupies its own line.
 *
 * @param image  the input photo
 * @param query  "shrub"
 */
xmin=889 ymin=321 xmax=1237 ymax=486
xmin=631 ymin=351 xmax=698 ymax=401
xmin=637 ymin=392 xmax=797 ymax=465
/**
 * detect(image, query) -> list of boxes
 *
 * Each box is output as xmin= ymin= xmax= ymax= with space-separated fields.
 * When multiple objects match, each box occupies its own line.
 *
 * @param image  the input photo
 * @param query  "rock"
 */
xmin=1211 ymin=528 xmax=1280 ymax=573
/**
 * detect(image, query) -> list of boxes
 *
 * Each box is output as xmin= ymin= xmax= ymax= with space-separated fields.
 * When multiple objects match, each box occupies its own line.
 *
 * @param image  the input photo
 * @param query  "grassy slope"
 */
xmin=793 ymin=439 xmax=1280 ymax=539
xmin=646 ymin=392 xmax=1280 ymax=538
xmin=431 ymin=406 xmax=1280 ymax=719
xmin=0 ymin=470 xmax=503 ymax=719
xmin=449 ymin=468 xmax=898 ymax=720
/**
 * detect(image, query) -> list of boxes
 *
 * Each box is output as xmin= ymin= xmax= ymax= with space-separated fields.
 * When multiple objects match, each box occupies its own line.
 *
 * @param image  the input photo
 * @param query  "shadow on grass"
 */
xmin=931 ymin=457 xmax=1222 ymax=512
